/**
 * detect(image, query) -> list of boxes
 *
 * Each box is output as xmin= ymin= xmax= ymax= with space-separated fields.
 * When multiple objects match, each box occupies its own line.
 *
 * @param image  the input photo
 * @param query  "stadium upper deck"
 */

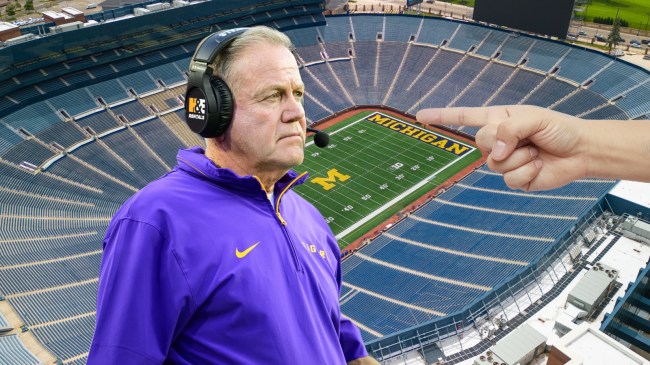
xmin=0 ymin=0 xmax=325 ymax=114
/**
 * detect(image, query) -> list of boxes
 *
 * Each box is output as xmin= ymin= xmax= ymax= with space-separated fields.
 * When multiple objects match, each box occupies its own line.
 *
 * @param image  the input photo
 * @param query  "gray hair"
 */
xmin=211 ymin=26 xmax=295 ymax=93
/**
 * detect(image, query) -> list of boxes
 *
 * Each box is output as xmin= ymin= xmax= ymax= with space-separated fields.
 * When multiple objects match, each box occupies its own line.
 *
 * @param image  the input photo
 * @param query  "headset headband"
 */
xmin=190 ymin=27 xmax=249 ymax=72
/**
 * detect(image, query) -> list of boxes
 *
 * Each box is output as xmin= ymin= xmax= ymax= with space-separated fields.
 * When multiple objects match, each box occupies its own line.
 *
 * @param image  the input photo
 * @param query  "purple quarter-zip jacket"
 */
xmin=87 ymin=147 xmax=367 ymax=364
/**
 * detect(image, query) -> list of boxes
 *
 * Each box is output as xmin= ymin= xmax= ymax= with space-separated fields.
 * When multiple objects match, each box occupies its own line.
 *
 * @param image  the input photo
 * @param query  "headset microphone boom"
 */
xmin=306 ymin=127 xmax=329 ymax=148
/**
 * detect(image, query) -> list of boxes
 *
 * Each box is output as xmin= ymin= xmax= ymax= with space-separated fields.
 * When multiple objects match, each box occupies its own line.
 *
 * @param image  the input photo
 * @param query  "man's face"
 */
xmin=223 ymin=43 xmax=306 ymax=178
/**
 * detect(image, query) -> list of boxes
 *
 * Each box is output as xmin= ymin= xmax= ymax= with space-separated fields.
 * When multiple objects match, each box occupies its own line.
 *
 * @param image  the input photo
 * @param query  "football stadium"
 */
xmin=1 ymin=0 xmax=650 ymax=364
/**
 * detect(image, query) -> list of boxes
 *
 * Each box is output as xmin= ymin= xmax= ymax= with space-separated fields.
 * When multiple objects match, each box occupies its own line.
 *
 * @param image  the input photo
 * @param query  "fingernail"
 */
xmin=529 ymin=147 xmax=538 ymax=159
xmin=492 ymin=140 xmax=506 ymax=160
xmin=534 ymin=159 xmax=543 ymax=169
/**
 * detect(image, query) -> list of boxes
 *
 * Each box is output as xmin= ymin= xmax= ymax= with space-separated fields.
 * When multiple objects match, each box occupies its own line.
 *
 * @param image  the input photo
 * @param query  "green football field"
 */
xmin=294 ymin=110 xmax=482 ymax=249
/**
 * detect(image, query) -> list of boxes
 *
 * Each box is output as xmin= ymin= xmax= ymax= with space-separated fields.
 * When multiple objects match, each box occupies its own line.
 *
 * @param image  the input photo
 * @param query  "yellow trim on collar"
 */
xmin=275 ymin=171 xmax=308 ymax=225
xmin=177 ymin=157 xmax=208 ymax=177
xmin=252 ymin=175 xmax=268 ymax=193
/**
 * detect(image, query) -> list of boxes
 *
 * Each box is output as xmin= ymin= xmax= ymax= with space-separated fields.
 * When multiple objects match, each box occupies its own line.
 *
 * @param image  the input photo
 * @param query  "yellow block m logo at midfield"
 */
xmin=311 ymin=169 xmax=351 ymax=191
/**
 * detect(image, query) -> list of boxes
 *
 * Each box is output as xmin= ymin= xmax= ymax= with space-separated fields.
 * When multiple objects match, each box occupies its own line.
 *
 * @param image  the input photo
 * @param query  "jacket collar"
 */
xmin=175 ymin=147 xmax=308 ymax=196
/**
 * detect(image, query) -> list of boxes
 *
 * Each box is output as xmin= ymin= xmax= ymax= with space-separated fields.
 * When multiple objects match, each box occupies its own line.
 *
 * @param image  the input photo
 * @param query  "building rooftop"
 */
xmin=0 ymin=22 xmax=18 ymax=32
xmin=491 ymin=323 xmax=547 ymax=365
xmin=553 ymin=322 xmax=648 ymax=364
xmin=62 ymin=7 xmax=84 ymax=15
xmin=568 ymin=262 xmax=617 ymax=307
xmin=41 ymin=11 xmax=68 ymax=19
xmin=636 ymin=220 xmax=650 ymax=233
xmin=611 ymin=181 xmax=650 ymax=210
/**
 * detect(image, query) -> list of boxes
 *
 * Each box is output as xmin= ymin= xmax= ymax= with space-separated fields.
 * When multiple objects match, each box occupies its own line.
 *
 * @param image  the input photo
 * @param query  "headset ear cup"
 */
xmin=186 ymin=28 xmax=249 ymax=138
xmin=209 ymin=77 xmax=234 ymax=137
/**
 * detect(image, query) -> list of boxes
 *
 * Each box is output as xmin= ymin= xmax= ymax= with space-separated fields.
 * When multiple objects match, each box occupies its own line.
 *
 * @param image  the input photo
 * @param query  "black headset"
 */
xmin=184 ymin=27 xmax=249 ymax=138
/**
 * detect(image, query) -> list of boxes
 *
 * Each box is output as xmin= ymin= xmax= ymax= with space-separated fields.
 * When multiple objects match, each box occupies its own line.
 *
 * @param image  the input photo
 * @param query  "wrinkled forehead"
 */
xmin=230 ymin=43 xmax=303 ymax=90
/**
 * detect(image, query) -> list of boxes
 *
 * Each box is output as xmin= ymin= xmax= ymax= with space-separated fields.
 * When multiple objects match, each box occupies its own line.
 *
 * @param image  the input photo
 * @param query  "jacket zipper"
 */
xmin=263 ymin=195 xmax=302 ymax=273
xmin=252 ymin=172 xmax=308 ymax=272
xmin=271 ymin=171 xmax=308 ymax=273
xmin=280 ymin=221 xmax=302 ymax=273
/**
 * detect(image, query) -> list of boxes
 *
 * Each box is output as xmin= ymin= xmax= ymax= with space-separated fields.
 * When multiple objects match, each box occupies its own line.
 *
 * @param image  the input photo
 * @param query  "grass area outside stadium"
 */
xmin=577 ymin=0 xmax=650 ymax=31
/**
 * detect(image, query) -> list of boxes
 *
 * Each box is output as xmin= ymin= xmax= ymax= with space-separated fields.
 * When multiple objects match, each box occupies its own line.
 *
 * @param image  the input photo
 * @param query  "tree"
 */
xmin=24 ymin=0 xmax=34 ymax=12
xmin=607 ymin=18 xmax=623 ymax=51
xmin=13 ymin=0 xmax=21 ymax=11
xmin=6 ymin=3 xmax=15 ymax=16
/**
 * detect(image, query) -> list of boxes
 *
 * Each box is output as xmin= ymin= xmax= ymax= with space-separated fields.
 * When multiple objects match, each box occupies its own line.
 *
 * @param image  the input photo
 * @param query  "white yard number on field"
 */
xmin=311 ymin=152 xmax=320 ymax=157
xmin=379 ymin=183 xmax=388 ymax=190
xmin=325 ymin=216 xmax=335 ymax=223
xmin=342 ymin=205 xmax=354 ymax=212
xmin=390 ymin=162 xmax=403 ymax=171
xmin=395 ymin=174 xmax=404 ymax=180
xmin=427 ymin=156 xmax=435 ymax=161
xmin=358 ymin=129 xmax=366 ymax=134
xmin=327 ymin=144 xmax=337 ymax=149
xmin=343 ymin=136 xmax=352 ymax=141
xmin=361 ymin=194 xmax=372 ymax=201
xmin=411 ymin=164 xmax=420 ymax=171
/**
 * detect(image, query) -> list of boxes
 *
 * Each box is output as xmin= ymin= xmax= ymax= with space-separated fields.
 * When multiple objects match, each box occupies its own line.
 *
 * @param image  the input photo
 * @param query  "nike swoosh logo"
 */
xmin=235 ymin=242 xmax=260 ymax=259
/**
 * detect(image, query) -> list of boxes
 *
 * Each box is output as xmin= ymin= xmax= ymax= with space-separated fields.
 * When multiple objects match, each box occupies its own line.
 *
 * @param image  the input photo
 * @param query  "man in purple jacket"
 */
xmin=88 ymin=26 xmax=377 ymax=364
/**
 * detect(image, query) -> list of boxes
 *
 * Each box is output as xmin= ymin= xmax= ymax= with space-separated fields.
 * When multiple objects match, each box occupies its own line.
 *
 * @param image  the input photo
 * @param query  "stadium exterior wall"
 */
xmin=606 ymin=194 xmax=650 ymax=222
xmin=600 ymin=257 xmax=650 ymax=354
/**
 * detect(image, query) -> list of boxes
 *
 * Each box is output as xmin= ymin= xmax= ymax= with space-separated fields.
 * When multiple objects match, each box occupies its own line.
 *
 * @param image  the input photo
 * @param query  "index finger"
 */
xmin=416 ymin=107 xmax=493 ymax=127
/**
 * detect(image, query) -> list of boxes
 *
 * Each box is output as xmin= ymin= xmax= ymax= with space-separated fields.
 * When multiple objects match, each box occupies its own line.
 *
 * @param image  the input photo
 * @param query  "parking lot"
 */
xmin=6 ymin=0 xmax=102 ymax=26
xmin=567 ymin=23 xmax=650 ymax=55
xmin=8 ymin=17 xmax=45 ymax=27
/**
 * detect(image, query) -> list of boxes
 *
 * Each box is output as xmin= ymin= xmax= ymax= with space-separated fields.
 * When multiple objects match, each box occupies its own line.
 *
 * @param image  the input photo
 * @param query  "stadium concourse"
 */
xmin=1 ymin=0 xmax=650 ymax=363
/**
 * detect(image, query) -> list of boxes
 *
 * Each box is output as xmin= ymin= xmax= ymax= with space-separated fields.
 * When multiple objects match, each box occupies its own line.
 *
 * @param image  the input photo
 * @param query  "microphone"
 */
xmin=306 ymin=126 xmax=329 ymax=148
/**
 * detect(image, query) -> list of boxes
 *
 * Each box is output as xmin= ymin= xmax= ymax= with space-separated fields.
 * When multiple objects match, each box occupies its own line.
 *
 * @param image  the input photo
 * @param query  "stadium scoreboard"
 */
xmin=473 ymin=0 xmax=574 ymax=39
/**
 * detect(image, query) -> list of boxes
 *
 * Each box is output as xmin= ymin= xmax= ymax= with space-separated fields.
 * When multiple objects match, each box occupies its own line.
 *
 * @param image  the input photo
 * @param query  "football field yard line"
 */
xmin=303 ymin=148 xmax=424 ymax=230
xmin=301 ymin=151 xmax=395 ymax=228
xmin=335 ymin=151 xmax=474 ymax=240
xmin=307 ymin=112 xmax=460 ymax=167
xmin=302 ymin=124 xmax=440 ymax=201
xmin=305 ymin=113 xmax=373 ymax=148
xmin=306 ymin=111 xmax=459 ymax=168
xmin=302 ymin=128 xmax=453 ymax=231
xmin=303 ymin=140 xmax=443 ymax=204
xmin=339 ymin=126 xmax=457 ymax=169
xmin=334 ymin=116 xmax=458 ymax=167
xmin=303 ymin=146 xmax=403 ymax=205
xmin=300 ymin=110 xmax=479 ymax=243
xmin=303 ymin=167 xmax=391 ymax=214
xmin=303 ymin=117 xmax=456 ymax=199
xmin=305 ymin=150 xmax=400 ymax=202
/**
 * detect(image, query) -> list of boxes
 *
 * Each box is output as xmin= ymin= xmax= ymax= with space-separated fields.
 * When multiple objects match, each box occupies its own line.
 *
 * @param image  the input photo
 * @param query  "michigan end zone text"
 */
xmin=365 ymin=112 xmax=472 ymax=156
